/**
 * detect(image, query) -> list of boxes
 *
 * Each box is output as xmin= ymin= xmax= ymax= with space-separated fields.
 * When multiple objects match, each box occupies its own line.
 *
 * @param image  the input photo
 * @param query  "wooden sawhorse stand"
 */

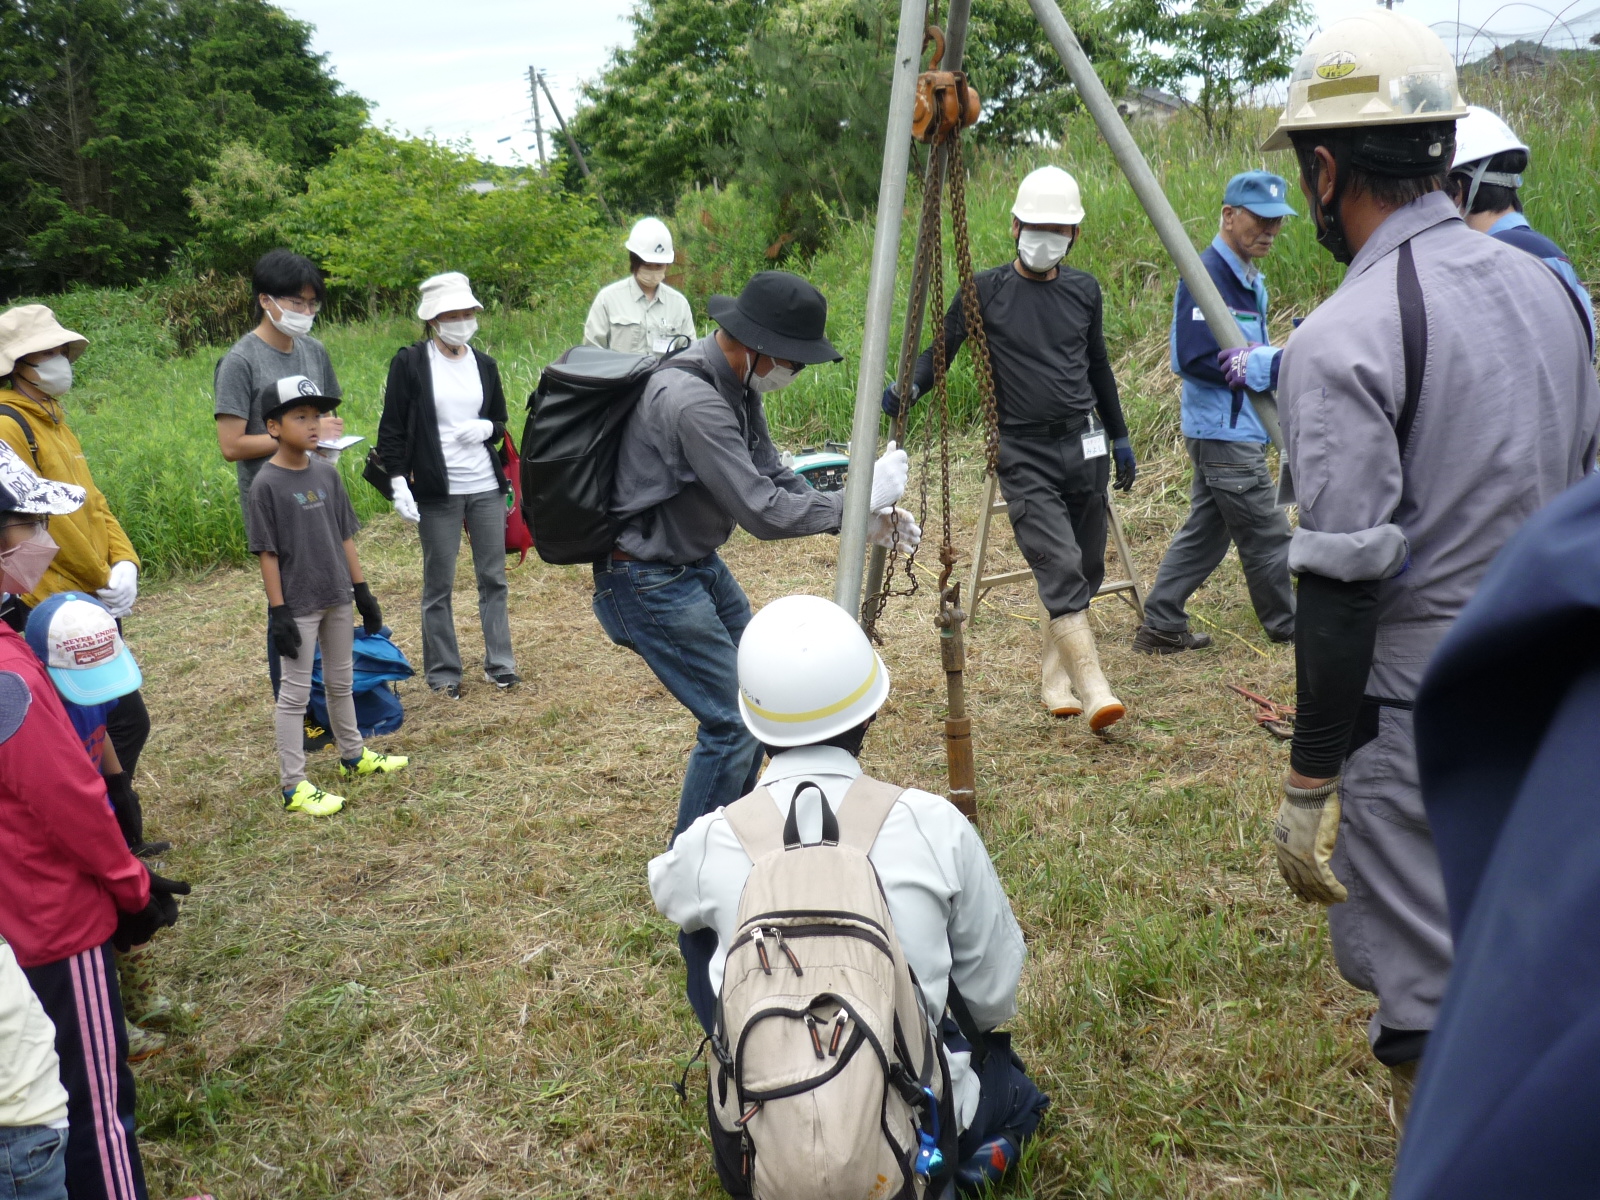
xmin=964 ymin=473 xmax=1147 ymax=620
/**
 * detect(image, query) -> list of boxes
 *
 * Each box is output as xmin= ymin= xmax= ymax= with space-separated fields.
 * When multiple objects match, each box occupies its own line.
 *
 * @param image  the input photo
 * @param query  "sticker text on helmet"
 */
xmin=1315 ymin=50 xmax=1358 ymax=80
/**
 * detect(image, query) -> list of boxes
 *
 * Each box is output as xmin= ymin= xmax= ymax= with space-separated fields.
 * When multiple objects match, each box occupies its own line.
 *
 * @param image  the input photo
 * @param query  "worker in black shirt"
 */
xmin=887 ymin=166 xmax=1134 ymax=731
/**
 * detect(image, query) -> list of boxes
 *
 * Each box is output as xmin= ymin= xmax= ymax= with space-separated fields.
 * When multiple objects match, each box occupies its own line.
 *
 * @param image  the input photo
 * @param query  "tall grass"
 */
xmin=25 ymin=60 xmax=1599 ymax=575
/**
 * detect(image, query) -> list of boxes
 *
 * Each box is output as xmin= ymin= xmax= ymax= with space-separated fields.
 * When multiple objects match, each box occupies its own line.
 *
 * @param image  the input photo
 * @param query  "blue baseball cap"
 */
xmin=1224 ymin=171 xmax=1297 ymax=218
xmin=24 ymin=591 xmax=142 ymax=706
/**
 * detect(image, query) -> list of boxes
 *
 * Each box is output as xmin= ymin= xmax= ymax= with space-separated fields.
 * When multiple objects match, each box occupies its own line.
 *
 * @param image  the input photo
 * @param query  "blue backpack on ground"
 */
xmin=311 ymin=627 xmax=414 ymax=738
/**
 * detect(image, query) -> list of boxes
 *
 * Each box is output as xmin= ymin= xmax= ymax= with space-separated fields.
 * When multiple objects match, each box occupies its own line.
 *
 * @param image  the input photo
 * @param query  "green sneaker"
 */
xmin=283 ymin=780 xmax=345 ymax=816
xmin=338 ymin=748 xmax=409 ymax=779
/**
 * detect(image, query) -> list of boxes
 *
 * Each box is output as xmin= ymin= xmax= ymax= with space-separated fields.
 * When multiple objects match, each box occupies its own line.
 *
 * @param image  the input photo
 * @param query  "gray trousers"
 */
xmin=996 ymin=431 xmax=1110 ymax=618
xmin=1143 ymin=438 xmax=1294 ymax=639
xmin=275 ymin=606 xmax=362 ymax=788
xmin=417 ymin=489 xmax=516 ymax=688
xmin=1327 ymin=620 xmax=1454 ymax=1060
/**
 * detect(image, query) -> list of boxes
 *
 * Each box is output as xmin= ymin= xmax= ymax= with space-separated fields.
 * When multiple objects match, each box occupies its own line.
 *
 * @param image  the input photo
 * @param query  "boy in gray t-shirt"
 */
xmin=245 ymin=376 xmax=408 ymax=817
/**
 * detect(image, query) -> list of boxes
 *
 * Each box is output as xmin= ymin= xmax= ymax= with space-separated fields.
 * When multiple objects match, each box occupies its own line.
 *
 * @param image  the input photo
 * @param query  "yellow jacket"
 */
xmin=0 ymin=387 xmax=138 ymax=607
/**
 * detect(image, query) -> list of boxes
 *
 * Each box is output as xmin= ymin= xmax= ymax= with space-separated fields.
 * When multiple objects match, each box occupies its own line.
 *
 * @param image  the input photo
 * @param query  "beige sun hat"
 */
xmin=415 ymin=272 xmax=483 ymax=321
xmin=0 ymin=305 xmax=88 ymax=377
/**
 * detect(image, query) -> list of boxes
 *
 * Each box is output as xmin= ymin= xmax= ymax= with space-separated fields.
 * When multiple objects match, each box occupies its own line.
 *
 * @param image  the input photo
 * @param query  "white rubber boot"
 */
xmin=1049 ymin=611 xmax=1126 ymax=732
xmin=1039 ymin=602 xmax=1081 ymax=716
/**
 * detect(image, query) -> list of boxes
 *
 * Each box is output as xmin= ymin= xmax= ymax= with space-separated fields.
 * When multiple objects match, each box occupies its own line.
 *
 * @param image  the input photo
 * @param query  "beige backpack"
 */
xmin=706 ymin=775 xmax=950 ymax=1200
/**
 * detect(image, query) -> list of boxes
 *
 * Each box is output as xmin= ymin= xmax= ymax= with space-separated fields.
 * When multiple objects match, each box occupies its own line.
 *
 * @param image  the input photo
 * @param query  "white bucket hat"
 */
xmin=0 ymin=305 xmax=89 ymax=377
xmin=416 ymin=272 xmax=483 ymax=321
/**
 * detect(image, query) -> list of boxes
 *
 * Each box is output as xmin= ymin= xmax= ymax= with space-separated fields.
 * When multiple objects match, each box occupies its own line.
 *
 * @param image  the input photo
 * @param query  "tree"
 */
xmin=1114 ymin=0 xmax=1310 ymax=135
xmin=185 ymin=142 xmax=300 ymax=275
xmin=0 ymin=0 xmax=365 ymax=294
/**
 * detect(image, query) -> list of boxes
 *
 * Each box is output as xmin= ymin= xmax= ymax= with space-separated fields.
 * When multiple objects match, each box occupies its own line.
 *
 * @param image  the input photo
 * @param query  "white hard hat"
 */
xmin=1012 ymin=166 xmax=1085 ymax=226
xmin=1451 ymin=105 xmax=1528 ymax=170
xmin=625 ymin=217 xmax=675 ymax=264
xmin=1261 ymin=10 xmax=1467 ymax=153
xmin=737 ymin=595 xmax=890 ymax=748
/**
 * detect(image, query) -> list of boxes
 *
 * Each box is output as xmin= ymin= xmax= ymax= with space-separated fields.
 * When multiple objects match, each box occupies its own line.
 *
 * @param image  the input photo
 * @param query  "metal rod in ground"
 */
xmin=940 ymin=582 xmax=978 ymax=819
xmin=1024 ymin=0 xmax=1283 ymax=451
xmin=537 ymin=71 xmax=615 ymax=224
xmin=861 ymin=142 xmax=947 ymax=617
xmin=835 ymin=0 xmax=932 ymax=617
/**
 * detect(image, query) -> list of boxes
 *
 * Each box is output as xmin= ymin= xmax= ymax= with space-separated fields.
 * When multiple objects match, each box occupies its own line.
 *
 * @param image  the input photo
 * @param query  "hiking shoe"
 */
xmin=955 ymin=1135 xmax=1019 ymax=1193
xmin=125 ymin=1019 xmax=167 ymax=1064
xmin=1131 ymin=625 xmax=1213 ymax=655
xmin=282 ymin=781 xmax=345 ymax=816
xmin=303 ymin=714 xmax=334 ymax=752
xmin=432 ymin=683 xmax=461 ymax=700
xmin=338 ymin=748 xmax=409 ymax=779
xmin=484 ymin=669 xmax=521 ymax=690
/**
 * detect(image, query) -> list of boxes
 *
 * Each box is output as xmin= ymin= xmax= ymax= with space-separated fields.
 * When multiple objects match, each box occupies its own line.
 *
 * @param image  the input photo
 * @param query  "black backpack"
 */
xmin=520 ymin=345 xmax=709 ymax=565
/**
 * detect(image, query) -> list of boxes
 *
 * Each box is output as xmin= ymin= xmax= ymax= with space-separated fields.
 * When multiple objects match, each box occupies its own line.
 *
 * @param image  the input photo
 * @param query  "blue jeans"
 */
xmin=0 ymin=1125 xmax=68 ymax=1200
xmin=592 ymin=553 xmax=765 ymax=840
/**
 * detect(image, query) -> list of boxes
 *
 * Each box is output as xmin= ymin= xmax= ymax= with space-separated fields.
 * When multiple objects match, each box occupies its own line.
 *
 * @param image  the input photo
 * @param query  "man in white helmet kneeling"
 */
xmin=583 ymin=217 xmax=697 ymax=354
xmin=649 ymin=594 xmax=1048 ymax=1196
xmin=886 ymin=166 xmax=1134 ymax=731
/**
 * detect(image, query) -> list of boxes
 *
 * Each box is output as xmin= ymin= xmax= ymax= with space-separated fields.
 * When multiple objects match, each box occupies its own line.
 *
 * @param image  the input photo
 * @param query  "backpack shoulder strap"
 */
xmin=0 ymin=404 xmax=38 ymax=465
xmin=835 ymin=774 xmax=907 ymax=853
xmin=1394 ymin=239 xmax=1427 ymax=461
xmin=721 ymin=786 xmax=787 ymax=861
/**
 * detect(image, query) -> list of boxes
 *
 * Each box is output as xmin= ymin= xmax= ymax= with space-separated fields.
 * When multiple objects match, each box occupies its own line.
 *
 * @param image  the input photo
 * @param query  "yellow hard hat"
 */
xmin=1261 ymin=10 xmax=1467 ymax=153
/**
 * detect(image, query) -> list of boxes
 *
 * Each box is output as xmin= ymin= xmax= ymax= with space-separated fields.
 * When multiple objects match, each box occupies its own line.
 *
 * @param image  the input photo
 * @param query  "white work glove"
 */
xmin=1273 ymin=777 xmax=1348 ymax=905
xmin=96 ymin=560 xmax=139 ymax=618
xmin=454 ymin=419 xmax=494 ymax=445
xmin=390 ymin=476 xmax=421 ymax=523
xmin=868 ymin=440 xmax=909 ymax=513
xmin=867 ymin=507 xmax=921 ymax=553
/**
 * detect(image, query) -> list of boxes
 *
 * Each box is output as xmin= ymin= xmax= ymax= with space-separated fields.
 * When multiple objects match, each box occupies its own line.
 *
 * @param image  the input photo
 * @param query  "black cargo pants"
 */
xmin=996 ymin=425 xmax=1110 ymax=619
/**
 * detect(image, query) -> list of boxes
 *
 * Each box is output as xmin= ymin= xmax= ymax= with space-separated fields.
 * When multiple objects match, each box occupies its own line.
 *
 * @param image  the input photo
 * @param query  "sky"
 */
xmin=281 ymin=0 xmax=1597 ymax=167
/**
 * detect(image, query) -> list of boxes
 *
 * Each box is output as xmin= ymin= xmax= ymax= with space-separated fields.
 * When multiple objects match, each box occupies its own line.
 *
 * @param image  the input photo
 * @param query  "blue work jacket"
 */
xmin=1488 ymin=211 xmax=1596 ymax=358
xmin=1169 ymin=237 xmax=1275 ymax=444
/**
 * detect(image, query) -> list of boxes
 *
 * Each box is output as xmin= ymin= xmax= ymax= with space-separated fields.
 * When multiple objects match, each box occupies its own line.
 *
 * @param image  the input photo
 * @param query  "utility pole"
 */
xmin=527 ymin=65 xmax=547 ymax=170
xmin=537 ymin=70 xmax=615 ymax=224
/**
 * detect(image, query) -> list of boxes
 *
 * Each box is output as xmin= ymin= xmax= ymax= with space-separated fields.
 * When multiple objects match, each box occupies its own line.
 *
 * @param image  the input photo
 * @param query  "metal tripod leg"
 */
xmin=966 ymin=474 xmax=1145 ymax=620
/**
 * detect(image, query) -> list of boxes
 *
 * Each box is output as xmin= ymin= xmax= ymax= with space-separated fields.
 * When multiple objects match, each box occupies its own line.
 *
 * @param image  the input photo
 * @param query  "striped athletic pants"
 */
xmin=23 ymin=942 xmax=147 ymax=1200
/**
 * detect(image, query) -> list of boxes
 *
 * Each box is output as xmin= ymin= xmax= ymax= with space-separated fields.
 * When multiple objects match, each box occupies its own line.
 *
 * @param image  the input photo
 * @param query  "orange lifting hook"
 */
xmin=911 ymin=26 xmax=980 ymax=145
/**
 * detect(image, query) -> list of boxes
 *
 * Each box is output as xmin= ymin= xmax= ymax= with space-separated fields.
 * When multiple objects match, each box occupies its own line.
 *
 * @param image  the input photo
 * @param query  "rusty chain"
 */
xmin=947 ymin=137 xmax=1001 ymax=479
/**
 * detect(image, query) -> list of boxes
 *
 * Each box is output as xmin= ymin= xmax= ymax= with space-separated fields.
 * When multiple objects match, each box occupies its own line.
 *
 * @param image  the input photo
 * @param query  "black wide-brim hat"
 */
xmin=707 ymin=271 xmax=843 ymax=365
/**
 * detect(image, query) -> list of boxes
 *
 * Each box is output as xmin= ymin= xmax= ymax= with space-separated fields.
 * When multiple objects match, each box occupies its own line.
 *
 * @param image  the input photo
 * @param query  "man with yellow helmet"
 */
xmin=1261 ymin=9 xmax=1599 ymax=1126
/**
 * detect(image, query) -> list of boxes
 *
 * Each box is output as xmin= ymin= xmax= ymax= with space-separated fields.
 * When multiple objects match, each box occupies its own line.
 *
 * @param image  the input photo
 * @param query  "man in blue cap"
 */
xmin=1134 ymin=170 xmax=1298 ymax=653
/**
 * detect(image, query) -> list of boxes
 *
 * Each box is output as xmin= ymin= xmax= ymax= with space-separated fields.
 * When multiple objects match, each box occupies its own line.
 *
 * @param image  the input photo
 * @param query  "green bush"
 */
xmin=160 ymin=271 xmax=254 ymax=354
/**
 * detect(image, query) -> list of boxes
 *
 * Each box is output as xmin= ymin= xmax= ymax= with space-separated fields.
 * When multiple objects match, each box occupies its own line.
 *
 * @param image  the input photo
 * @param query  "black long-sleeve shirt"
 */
xmin=913 ymin=262 xmax=1127 ymax=439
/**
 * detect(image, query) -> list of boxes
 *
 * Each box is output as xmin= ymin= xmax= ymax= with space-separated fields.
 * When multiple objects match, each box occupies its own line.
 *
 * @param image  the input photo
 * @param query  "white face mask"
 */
xmin=21 ymin=354 xmax=72 ymax=397
xmin=1017 ymin=229 xmax=1073 ymax=273
xmin=635 ymin=265 xmax=668 ymax=289
xmin=267 ymin=300 xmax=316 ymax=338
xmin=749 ymin=359 xmax=801 ymax=394
xmin=435 ymin=318 xmax=478 ymax=347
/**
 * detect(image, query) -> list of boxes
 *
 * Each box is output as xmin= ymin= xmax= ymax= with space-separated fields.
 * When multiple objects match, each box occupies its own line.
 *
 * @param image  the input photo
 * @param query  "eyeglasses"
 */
xmin=272 ymin=296 xmax=322 ymax=315
xmin=0 ymin=517 xmax=48 ymax=534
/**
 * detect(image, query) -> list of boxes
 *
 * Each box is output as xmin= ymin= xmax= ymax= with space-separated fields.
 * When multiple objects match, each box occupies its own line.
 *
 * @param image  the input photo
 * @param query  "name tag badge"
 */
xmin=1081 ymin=430 xmax=1108 ymax=459
xmin=651 ymin=336 xmax=674 ymax=354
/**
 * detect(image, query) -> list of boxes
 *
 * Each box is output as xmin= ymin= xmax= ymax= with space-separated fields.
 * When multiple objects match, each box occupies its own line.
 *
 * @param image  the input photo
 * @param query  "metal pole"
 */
xmin=538 ymin=71 xmax=615 ymax=224
xmin=835 ymin=0 xmax=930 ymax=616
xmin=1024 ymin=0 xmax=1282 ymax=450
xmin=528 ymin=66 xmax=547 ymax=170
xmin=861 ymin=0 xmax=976 ymax=616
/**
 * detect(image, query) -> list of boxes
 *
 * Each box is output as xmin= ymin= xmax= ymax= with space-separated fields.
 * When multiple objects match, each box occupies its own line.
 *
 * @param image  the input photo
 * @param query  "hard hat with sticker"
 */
xmin=1316 ymin=51 xmax=1357 ymax=80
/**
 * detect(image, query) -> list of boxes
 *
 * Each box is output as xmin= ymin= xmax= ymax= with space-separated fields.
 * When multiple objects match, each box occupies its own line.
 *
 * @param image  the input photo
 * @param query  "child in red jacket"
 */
xmin=0 ymin=439 xmax=189 ymax=1200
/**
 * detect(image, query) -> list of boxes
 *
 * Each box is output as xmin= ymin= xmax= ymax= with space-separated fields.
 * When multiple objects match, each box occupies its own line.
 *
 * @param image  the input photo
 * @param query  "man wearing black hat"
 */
xmin=597 ymin=270 xmax=917 ymax=843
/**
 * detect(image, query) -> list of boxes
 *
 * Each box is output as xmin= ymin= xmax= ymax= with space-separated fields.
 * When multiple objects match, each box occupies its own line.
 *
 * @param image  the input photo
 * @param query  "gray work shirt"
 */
xmin=611 ymin=337 xmax=843 ymax=564
xmin=1279 ymin=191 xmax=1599 ymax=630
xmin=214 ymin=331 xmax=342 ymax=513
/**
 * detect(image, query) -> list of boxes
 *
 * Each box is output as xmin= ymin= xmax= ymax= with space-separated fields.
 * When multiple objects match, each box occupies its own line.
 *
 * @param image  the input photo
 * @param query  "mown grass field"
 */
xmin=129 ymin=437 xmax=1393 ymax=1199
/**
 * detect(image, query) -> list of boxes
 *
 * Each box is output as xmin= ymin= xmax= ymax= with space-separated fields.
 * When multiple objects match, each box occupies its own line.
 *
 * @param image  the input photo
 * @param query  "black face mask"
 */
xmin=1307 ymin=153 xmax=1354 ymax=266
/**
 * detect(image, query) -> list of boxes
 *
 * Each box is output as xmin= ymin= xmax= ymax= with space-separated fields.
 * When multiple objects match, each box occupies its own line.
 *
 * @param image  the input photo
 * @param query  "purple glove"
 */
xmin=1216 ymin=343 xmax=1262 ymax=390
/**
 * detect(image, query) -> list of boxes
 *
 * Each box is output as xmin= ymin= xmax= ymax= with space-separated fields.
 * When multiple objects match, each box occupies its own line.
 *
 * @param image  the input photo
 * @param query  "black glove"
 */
xmin=112 ymin=869 xmax=191 ymax=951
xmin=353 ymin=582 xmax=382 ymax=635
xmin=268 ymin=604 xmax=301 ymax=660
xmin=1112 ymin=437 xmax=1137 ymax=492
xmin=881 ymin=382 xmax=919 ymax=417
xmin=106 ymin=772 xmax=171 ymax=857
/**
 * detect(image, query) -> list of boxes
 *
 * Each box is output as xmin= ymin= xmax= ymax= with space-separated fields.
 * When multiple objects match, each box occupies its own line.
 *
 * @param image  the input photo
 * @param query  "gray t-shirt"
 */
xmin=245 ymin=458 xmax=361 ymax=616
xmin=214 ymin=331 xmax=342 ymax=512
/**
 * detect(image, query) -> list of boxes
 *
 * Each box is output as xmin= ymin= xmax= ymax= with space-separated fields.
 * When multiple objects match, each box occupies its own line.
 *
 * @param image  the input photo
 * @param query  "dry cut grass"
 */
xmin=127 ymin=434 xmax=1397 ymax=1199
